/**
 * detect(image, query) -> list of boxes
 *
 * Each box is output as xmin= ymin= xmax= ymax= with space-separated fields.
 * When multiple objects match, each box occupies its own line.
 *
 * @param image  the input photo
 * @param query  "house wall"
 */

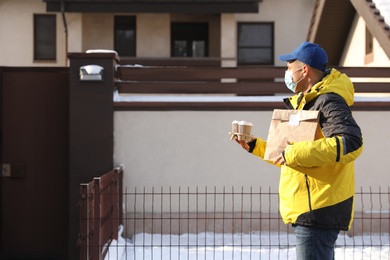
xmin=0 ymin=0 xmax=67 ymax=66
xmin=82 ymin=13 xmax=113 ymax=51
xmin=220 ymin=0 xmax=316 ymax=67
xmin=0 ymin=0 xmax=315 ymax=66
xmin=67 ymin=13 xmax=83 ymax=53
xmin=137 ymin=14 xmax=171 ymax=57
xmin=341 ymin=14 xmax=390 ymax=66
xmin=113 ymin=110 xmax=387 ymax=212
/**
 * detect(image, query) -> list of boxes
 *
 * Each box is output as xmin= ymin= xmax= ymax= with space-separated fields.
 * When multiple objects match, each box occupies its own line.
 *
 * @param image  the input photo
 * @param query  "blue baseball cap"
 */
xmin=278 ymin=42 xmax=328 ymax=72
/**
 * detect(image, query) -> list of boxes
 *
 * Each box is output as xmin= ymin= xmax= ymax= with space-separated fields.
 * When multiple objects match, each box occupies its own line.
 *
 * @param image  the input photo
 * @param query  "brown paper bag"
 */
xmin=264 ymin=109 xmax=321 ymax=161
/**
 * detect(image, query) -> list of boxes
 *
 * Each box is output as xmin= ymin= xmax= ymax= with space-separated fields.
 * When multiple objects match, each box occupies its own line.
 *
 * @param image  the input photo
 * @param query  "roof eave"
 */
xmin=44 ymin=0 xmax=262 ymax=14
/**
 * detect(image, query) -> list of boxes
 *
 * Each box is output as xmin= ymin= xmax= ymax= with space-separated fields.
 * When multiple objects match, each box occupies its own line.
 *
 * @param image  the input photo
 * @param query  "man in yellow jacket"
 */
xmin=236 ymin=42 xmax=363 ymax=260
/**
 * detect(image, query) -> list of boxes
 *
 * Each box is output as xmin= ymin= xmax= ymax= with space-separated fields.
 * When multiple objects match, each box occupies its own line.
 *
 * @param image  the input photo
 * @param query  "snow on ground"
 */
xmin=104 ymin=226 xmax=390 ymax=260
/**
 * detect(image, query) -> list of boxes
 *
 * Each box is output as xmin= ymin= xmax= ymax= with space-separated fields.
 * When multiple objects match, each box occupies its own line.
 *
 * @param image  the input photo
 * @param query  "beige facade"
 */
xmin=341 ymin=14 xmax=390 ymax=66
xmin=0 ymin=0 xmax=67 ymax=66
xmin=2 ymin=0 xmax=390 ymax=67
xmin=1 ymin=0 xmax=316 ymax=67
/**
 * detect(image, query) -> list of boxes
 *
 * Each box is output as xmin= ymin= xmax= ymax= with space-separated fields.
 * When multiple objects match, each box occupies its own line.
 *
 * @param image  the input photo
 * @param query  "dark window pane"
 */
xmin=192 ymin=41 xmax=205 ymax=57
xmin=174 ymin=41 xmax=188 ymax=57
xmin=115 ymin=16 xmax=136 ymax=57
xmin=239 ymin=24 xmax=272 ymax=47
xmin=237 ymin=23 xmax=274 ymax=65
xmin=171 ymin=23 xmax=208 ymax=57
xmin=34 ymin=15 xmax=56 ymax=60
xmin=238 ymin=48 xmax=273 ymax=64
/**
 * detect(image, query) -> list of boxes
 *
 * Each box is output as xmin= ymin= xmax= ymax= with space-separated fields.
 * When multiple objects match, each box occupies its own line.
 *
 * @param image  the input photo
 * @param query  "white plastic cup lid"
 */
xmin=238 ymin=120 xmax=253 ymax=126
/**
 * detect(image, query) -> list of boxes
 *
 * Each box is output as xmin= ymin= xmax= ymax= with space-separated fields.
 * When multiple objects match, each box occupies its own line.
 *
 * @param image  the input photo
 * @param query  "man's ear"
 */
xmin=302 ymin=65 xmax=309 ymax=77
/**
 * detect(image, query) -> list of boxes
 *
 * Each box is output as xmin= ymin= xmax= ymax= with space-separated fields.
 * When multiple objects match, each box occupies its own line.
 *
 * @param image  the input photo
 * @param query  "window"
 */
xmin=34 ymin=14 xmax=56 ymax=60
xmin=171 ymin=23 xmax=208 ymax=57
xmin=237 ymin=23 xmax=274 ymax=65
xmin=114 ymin=16 xmax=136 ymax=57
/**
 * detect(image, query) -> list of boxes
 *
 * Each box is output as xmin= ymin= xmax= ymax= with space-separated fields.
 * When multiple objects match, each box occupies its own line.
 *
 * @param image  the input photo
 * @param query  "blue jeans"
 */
xmin=294 ymin=225 xmax=340 ymax=260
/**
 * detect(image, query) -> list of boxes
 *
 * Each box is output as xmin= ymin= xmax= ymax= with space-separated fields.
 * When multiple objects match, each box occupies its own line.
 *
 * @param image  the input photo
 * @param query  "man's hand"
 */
xmin=273 ymin=153 xmax=287 ymax=166
xmin=234 ymin=137 xmax=256 ymax=152
xmin=235 ymin=138 xmax=250 ymax=151
xmin=273 ymin=140 xmax=291 ymax=165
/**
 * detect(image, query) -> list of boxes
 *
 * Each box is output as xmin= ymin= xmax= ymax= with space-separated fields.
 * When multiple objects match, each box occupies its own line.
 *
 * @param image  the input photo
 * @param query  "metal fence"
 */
xmin=113 ymin=186 xmax=389 ymax=260
xmin=78 ymin=169 xmax=389 ymax=259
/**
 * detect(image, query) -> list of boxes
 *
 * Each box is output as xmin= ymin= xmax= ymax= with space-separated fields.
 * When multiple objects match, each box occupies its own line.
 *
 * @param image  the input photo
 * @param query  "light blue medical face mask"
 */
xmin=284 ymin=68 xmax=304 ymax=93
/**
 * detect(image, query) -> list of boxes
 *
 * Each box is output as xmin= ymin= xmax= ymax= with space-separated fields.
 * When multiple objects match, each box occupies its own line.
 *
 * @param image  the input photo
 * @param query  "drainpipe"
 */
xmin=61 ymin=0 xmax=68 ymax=66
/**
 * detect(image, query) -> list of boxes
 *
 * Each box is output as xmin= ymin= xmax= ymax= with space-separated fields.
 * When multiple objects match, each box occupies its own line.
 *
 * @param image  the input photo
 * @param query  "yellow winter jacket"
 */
xmin=251 ymin=68 xmax=363 ymax=230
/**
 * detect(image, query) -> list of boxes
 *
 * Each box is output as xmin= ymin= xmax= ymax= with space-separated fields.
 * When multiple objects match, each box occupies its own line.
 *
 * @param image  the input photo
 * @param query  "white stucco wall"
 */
xmin=113 ymin=110 xmax=386 ymax=193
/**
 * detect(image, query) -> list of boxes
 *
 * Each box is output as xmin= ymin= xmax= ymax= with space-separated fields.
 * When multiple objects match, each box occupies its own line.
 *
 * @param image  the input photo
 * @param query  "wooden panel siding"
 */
xmin=116 ymin=81 xmax=286 ymax=95
xmin=119 ymin=57 xmax=222 ymax=67
xmin=116 ymin=67 xmax=390 ymax=94
xmin=115 ymin=66 xmax=286 ymax=96
xmin=114 ymin=66 xmax=390 ymax=111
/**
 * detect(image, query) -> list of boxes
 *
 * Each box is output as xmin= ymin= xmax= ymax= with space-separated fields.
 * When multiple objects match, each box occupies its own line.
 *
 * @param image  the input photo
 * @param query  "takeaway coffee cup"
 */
xmin=231 ymin=120 xmax=239 ymax=134
xmin=238 ymin=121 xmax=253 ymax=141
xmin=230 ymin=120 xmax=240 ymax=140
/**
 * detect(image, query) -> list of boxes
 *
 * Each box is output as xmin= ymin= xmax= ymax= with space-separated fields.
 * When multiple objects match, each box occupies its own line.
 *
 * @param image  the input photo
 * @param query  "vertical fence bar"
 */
xmin=195 ymin=186 xmax=199 ymax=260
xmin=240 ymin=186 xmax=244 ymax=260
xmin=178 ymin=186 xmax=181 ymax=260
xmin=231 ymin=186 xmax=234 ymax=260
xmin=92 ymin=178 xmax=100 ymax=259
xmin=111 ymin=173 xmax=118 ymax=241
xmin=249 ymin=186 xmax=253 ymax=260
xmin=160 ymin=186 xmax=163 ymax=259
xmin=204 ymin=186 xmax=208 ymax=258
xmin=117 ymin=167 xmax=123 ymax=228
xmin=151 ymin=186 xmax=155 ymax=260
xmin=268 ymin=186 xmax=271 ymax=259
xmin=124 ymin=186 xmax=128 ymax=260
xmin=388 ymin=187 xmax=390 ymax=260
xmin=79 ymin=184 xmax=89 ymax=260
xmin=133 ymin=186 xmax=137 ymax=259
xmin=222 ymin=186 xmax=226 ymax=258
xmin=187 ymin=186 xmax=190 ymax=260
xmin=213 ymin=186 xmax=217 ymax=260
xmin=142 ymin=186 xmax=146 ymax=259
xmin=169 ymin=186 xmax=172 ymax=260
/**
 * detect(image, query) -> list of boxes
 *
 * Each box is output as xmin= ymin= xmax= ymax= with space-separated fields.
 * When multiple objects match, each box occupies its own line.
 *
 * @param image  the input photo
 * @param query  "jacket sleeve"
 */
xmin=284 ymin=136 xmax=363 ymax=167
xmin=250 ymin=137 xmax=267 ymax=159
xmin=284 ymin=94 xmax=363 ymax=168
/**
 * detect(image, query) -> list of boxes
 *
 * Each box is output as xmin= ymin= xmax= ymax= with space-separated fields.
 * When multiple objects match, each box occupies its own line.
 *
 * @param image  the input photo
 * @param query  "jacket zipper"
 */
xmin=304 ymin=174 xmax=313 ymax=212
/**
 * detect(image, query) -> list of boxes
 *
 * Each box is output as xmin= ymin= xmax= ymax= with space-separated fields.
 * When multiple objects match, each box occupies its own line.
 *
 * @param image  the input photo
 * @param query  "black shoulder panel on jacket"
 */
xmin=306 ymin=93 xmax=363 ymax=153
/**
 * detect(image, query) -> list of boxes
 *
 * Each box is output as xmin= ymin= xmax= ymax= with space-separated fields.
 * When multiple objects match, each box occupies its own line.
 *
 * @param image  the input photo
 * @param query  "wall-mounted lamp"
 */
xmin=79 ymin=64 xmax=104 ymax=81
